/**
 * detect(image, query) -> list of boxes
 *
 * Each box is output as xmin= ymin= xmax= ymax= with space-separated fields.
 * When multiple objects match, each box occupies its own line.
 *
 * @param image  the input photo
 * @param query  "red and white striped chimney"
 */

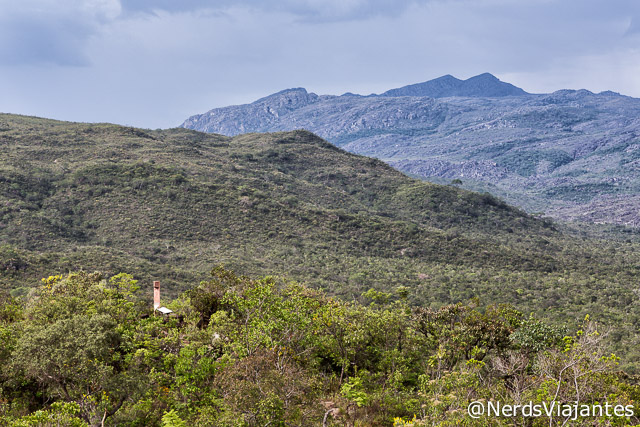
xmin=153 ymin=281 xmax=161 ymax=309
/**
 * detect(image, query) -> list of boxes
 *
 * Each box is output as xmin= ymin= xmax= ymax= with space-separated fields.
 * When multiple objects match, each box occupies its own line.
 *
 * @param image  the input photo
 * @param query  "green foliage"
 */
xmin=0 ymin=267 xmax=638 ymax=426
xmin=6 ymin=402 xmax=88 ymax=427
xmin=340 ymin=376 xmax=370 ymax=407
xmin=414 ymin=303 xmax=518 ymax=368
xmin=14 ymin=314 xmax=119 ymax=395
xmin=509 ymin=313 xmax=565 ymax=352
xmin=0 ymin=290 xmax=22 ymax=324
xmin=161 ymin=410 xmax=186 ymax=427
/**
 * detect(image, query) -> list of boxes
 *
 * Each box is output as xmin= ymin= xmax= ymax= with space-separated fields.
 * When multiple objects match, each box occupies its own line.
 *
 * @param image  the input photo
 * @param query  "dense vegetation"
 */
xmin=2 ymin=113 xmax=640 ymax=375
xmin=1 ymin=269 xmax=638 ymax=426
xmin=0 ymin=113 xmax=552 ymax=297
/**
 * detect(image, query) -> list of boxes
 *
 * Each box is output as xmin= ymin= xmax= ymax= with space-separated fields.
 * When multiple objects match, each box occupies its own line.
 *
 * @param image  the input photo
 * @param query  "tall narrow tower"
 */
xmin=153 ymin=281 xmax=161 ymax=310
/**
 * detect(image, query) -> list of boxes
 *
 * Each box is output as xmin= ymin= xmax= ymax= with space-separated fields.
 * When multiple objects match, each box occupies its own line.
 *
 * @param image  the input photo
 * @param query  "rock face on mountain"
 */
xmin=181 ymin=74 xmax=640 ymax=226
xmin=182 ymin=88 xmax=322 ymax=135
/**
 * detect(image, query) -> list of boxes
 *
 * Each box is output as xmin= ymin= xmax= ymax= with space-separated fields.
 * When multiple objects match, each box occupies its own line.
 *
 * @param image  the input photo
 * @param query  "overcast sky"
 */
xmin=1 ymin=0 xmax=639 ymax=129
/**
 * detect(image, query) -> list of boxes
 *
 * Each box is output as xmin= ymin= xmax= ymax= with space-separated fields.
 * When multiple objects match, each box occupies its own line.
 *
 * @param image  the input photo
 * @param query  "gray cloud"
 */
xmin=0 ymin=17 xmax=91 ymax=66
xmin=0 ymin=0 xmax=121 ymax=66
xmin=120 ymin=0 xmax=430 ymax=21
xmin=1 ymin=0 xmax=640 ymax=129
xmin=120 ymin=0 xmax=216 ymax=13
xmin=626 ymin=17 xmax=640 ymax=35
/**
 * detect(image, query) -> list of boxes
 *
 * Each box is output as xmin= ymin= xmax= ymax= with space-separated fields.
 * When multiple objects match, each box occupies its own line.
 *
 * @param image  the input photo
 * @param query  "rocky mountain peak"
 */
xmin=253 ymin=87 xmax=320 ymax=110
xmin=380 ymin=73 xmax=528 ymax=98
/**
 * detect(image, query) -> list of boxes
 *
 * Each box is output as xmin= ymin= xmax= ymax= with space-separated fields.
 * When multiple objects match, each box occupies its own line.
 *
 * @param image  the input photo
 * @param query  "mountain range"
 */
xmin=181 ymin=73 xmax=640 ymax=227
xmin=380 ymin=72 xmax=528 ymax=97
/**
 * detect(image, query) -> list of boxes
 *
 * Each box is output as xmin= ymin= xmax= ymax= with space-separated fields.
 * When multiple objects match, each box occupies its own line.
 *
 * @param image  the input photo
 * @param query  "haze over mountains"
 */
xmin=182 ymin=73 xmax=640 ymax=227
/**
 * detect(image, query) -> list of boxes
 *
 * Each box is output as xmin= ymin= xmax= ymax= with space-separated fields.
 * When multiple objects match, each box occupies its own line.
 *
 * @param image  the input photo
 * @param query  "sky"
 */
xmin=1 ymin=0 xmax=639 ymax=129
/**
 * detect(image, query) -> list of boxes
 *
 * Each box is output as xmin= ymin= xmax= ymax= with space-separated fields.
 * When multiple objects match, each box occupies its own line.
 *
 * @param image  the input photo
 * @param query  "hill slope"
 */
xmin=0 ymin=113 xmax=549 ymax=292
xmin=181 ymin=76 xmax=640 ymax=227
xmin=3 ymin=113 xmax=640 ymax=367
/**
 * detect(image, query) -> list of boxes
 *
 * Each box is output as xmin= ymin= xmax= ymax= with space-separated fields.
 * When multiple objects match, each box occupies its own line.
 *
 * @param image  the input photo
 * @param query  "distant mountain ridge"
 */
xmin=380 ymin=73 xmax=528 ymax=98
xmin=182 ymin=73 xmax=526 ymax=134
xmin=181 ymin=74 xmax=640 ymax=226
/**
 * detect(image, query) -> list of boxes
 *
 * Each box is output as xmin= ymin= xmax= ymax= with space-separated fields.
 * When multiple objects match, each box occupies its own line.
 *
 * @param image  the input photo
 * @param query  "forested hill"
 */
xmin=1 ymin=112 xmax=547 ymax=291
xmin=2 ymin=113 xmax=640 ymax=369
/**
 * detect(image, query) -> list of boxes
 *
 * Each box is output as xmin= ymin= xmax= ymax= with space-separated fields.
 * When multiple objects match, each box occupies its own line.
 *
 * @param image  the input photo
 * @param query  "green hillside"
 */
xmin=1 ymin=113 xmax=640 ymax=368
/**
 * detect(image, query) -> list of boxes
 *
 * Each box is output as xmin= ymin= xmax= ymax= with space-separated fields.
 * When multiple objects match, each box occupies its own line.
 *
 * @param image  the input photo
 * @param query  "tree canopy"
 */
xmin=1 ymin=268 xmax=638 ymax=426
